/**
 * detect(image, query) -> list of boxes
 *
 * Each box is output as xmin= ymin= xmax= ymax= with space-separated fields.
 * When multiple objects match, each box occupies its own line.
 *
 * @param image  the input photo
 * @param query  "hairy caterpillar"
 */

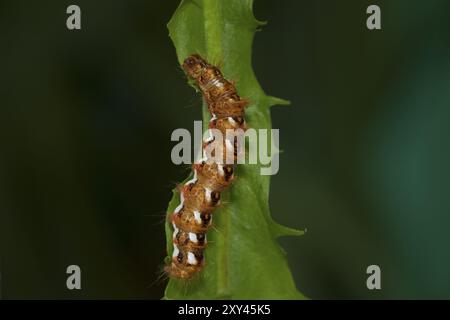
xmin=165 ymin=54 xmax=248 ymax=279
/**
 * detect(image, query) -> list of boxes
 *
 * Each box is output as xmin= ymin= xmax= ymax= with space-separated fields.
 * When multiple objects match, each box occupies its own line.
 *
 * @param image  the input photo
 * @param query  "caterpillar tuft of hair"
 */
xmin=165 ymin=54 xmax=248 ymax=279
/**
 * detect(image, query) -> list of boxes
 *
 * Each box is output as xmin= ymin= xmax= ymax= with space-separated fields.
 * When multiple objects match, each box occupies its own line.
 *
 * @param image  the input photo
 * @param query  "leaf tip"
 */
xmin=268 ymin=96 xmax=291 ymax=107
xmin=271 ymin=221 xmax=306 ymax=238
xmin=256 ymin=19 xmax=268 ymax=27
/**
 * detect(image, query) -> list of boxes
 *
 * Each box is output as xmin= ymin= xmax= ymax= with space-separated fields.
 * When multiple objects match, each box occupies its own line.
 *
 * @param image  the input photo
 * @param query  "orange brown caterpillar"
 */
xmin=165 ymin=54 xmax=248 ymax=279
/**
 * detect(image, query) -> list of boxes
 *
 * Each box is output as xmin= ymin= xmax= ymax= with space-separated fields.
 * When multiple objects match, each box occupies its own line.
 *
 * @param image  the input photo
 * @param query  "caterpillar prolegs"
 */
xmin=165 ymin=55 xmax=248 ymax=279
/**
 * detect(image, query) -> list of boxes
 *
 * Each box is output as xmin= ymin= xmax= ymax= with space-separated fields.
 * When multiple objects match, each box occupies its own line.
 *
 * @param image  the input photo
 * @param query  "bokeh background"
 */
xmin=1 ymin=0 xmax=449 ymax=299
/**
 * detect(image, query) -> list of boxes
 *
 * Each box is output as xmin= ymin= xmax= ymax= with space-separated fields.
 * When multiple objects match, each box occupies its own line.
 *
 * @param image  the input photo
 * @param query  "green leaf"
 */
xmin=164 ymin=0 xmax=306 ymax=299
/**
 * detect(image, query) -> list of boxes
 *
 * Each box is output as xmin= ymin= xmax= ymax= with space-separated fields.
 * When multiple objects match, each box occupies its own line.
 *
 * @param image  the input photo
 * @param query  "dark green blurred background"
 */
xmin=1 ymin=0 xmax=449 ymax=299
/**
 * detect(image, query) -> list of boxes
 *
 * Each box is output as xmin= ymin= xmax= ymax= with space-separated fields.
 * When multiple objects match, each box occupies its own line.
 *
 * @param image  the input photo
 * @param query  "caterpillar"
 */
xmin=165 ymin=54 xmax=248 ymax=279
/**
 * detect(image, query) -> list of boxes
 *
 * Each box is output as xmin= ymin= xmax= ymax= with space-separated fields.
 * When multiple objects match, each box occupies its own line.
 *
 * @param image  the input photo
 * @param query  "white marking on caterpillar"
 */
xmin=204 ymin=187 xmax=212 ymax=203
xmin=217 ymin=164 xmax=225 ymax=177
xmin=172 ymin=222 xmax=179 ymax=240
xmin=227 ymin=116 xmax=237 ymax=127
xmin=174 ymin=193 xmax=184 ymax=214
xmin=203 ymin=79 xmax=221 ymax=91
xmin=172 ymin=244 xmax=179 ymax=258
xmin=188 ymin=232 xmax=198 ymax=243
xmin=193 ymin=210 xmax=202 ymax=224
xmin=185 ymin=170 xmax=198 ymax=186
xmin=187 ymin=252 xmax=198 ymax=265
xmin=205 ymin=78 xmax=223 ymax=89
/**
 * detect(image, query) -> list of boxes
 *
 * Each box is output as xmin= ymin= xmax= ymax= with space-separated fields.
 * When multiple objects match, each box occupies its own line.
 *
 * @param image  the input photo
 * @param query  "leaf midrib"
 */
xmin=203 ymin=0 xmax=229 ymax=297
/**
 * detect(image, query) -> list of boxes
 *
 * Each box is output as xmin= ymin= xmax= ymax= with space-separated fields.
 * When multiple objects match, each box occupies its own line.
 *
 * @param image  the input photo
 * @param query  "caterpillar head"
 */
xmin=183 ymin=54 xmax=207 ymax=80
